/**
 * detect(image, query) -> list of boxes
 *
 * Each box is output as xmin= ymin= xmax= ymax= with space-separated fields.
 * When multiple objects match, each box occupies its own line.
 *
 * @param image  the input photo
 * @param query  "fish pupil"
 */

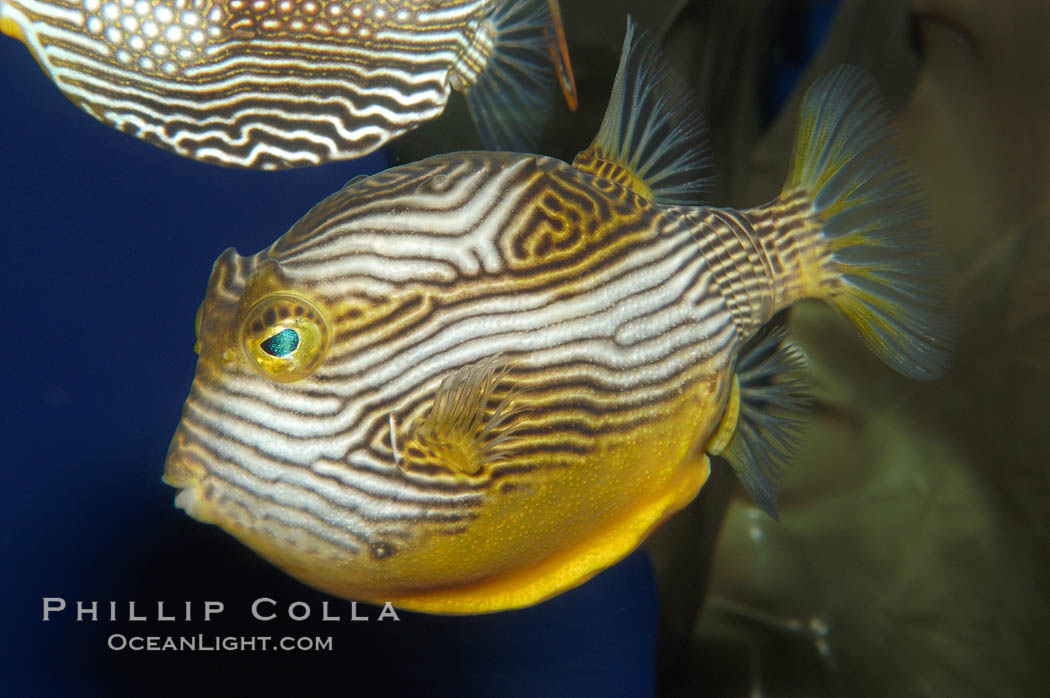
xmin=261 ymin=328 xmax=299 ymax=357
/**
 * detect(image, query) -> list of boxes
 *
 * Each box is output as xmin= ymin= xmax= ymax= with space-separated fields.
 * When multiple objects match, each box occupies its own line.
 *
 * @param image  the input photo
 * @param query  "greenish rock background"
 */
xmin=401 ymin=1 xmax=1050 ymax=695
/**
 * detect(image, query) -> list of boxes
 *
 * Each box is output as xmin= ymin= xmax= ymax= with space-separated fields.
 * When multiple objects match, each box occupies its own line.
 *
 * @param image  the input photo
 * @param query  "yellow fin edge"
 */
xmin=705 ymin=376 xmax=740 ymax=456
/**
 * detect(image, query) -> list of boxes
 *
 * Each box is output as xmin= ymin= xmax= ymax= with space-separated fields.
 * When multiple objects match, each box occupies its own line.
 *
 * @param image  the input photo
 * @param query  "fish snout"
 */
xmin=162 ymin=422 xmax=214 ymax=524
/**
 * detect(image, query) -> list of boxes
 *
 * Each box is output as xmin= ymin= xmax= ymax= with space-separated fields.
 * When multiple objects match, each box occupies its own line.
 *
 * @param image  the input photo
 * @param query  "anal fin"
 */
xmin=706 ymin=326 xmax=809 ymax=520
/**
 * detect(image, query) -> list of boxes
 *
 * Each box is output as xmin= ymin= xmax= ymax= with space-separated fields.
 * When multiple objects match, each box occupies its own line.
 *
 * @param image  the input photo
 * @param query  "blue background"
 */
xmin=0 ymin=38 xmax=659 ymax=698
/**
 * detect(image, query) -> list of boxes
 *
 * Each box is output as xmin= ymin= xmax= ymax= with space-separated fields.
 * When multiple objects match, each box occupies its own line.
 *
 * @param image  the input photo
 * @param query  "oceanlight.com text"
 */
xmin=106 ymin=634 xmax=334 ymax=652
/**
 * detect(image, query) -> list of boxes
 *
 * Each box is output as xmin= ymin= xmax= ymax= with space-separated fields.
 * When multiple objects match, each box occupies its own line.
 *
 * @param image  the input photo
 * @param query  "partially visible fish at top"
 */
xmin=0 ymin=0 xmax=576 ymax=168
xmin=163 ymin=19 xmax=954 ymax=613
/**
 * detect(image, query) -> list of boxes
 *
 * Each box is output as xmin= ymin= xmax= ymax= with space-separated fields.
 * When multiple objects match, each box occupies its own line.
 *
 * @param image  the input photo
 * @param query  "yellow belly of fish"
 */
xmin=177 ymin=373 xmax=726 ymax=614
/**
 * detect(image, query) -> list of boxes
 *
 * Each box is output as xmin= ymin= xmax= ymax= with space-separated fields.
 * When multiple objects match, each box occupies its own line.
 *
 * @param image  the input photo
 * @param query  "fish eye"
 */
xmin=241 ymin=293 xmax=330 ymax=383
xmin=261 ymin=328 xmax=300 ymax=357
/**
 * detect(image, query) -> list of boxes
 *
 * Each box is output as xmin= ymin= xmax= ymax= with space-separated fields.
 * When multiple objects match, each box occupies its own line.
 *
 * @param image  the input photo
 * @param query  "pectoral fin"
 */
xmin=400 ymin=356 xmax=522 ymax=476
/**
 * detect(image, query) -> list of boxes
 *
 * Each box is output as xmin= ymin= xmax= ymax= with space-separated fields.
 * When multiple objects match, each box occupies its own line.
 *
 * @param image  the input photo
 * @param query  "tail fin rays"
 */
xmin=786 ymin=66 xmax=954 ymax=380
xmin=466 ymin=0 xmax=570 ymax=152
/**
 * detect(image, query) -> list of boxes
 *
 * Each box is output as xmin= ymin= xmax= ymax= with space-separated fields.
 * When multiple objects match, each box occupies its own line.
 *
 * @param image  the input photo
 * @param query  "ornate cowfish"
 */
xmin=0 ymin=0 xmax=575 ymax=168
xmin=163 ymin=20 xmax=953 ymax=613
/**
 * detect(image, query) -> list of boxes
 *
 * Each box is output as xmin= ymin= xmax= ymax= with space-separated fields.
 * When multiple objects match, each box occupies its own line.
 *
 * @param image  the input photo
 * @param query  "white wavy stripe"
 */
xmin=183 ymin=327 xmax=736 ymax=524
xmin=322 ymin=335 xmax=731 ymax=474
xmin=103 ymin=110 xmax=336 ymax=158
xmin=615 ymin=281 xmax=722 ymax=345
xmin=187 ymin=256 xmax=730 ymax=467
xmin=193 ymin=142 xmax=323 ymax=167
xmin=316 ymin=254 xmax=465 ymax=283
xmin=54 ymin=43 xmax=453 ymax=98
xmin=31 ymin=23 xmax=461 ymax=88
xmin=416 ymin=0 xmax=490 ymax=23
xmin=277 ymin=163 xmax=529 ymax=281
xmin=188 ymin=39 xmax=460 ymax=75
xmin=194 ymin=374 xmax=345 ymax=418
xmin=61 ymin=96 xmax=414 ymax=163
xmin=332 ymin=252 xmax=721 ymax=409
xmin=189 ymin=378 xmax=359 ymax=444
xmin=287 ymin=210 xmax=523 ymax=283
xmin=327 ymin=319 xmax=738 ymax=461
xmin=71 ymin=89 xmax=436 ymax=150
xmin=704 ymin=240 xmax=768 ymax=325
xmin=304 ymin=160 xmax=495 ymax=230
xmin=199 ymin=477 xmax=368 ymax=553
xmin=370 ymin=25 xmax=476 ymax=47
xmin=276 ymin=185 xmax=481 ymax=246
xmin=336 ymin=184 xmax=513 ymax=243
xmin=198 ymin=481 xmax=371 ymax=552
xmin=52 ymin=80 xmax=441 ymax=133
xmin=182 ymin=405 xmax=474 ymax=513
xmin=16 ymin=2 xmax=485 ymax=110
xmin=7 ymin=0 xmax=80 ymax=26
xmin=320 ymin=226 xmax=706 ymax=378
xmin=309 ymin=455 xmax=481 ymax=508
xmin=304 ymin=158 xmax=522 ymax=239
xmin=12 ymin=10 xmax=111 ymax=73
xmin=182 ymin=427 xmax=375 ymax=547
xmin=176 ymin=119 xmax=370 ymax=159
xmin=376 ymin=292 xmax=712 ymax=390
xmin=307 ymin=215 xmax=688 ymax=322
xmin=277 ymin=167 xmax=496 ymax=258
xmin=183 ymin=54 xmax=453 ymax=102
xmin=319 ymin=256 xmax=710 ymax=380
xmin=50 ymin=56 xmax=448 ymax=125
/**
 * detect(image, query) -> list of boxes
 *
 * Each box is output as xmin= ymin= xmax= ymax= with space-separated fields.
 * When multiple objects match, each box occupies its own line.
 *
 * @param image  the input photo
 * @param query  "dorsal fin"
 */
xmin=706 ymin=326 xmax=809 ymax=520
xmin=400 ymin=356 xmax=522 ymax=476
xmin=571 ymin=17 xmax=715 ymax=205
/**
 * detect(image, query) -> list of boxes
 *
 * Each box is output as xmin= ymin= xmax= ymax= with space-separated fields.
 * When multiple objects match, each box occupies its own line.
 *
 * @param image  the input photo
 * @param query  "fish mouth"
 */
xmin=162 ymin=429 xmax=214 ymax=524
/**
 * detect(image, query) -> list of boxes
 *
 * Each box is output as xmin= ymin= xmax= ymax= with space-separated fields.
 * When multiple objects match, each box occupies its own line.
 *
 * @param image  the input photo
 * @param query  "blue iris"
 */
xmin=261 ymin=328 xmax=300 ymax=357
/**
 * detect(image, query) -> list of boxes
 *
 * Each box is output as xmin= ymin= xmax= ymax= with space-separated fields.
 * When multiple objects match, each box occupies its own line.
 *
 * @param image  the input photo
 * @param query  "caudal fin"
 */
xmin=466 ymin=0 xmax=576 ymax=152
xmin=784 ymin=66 xmax=954 ymax=380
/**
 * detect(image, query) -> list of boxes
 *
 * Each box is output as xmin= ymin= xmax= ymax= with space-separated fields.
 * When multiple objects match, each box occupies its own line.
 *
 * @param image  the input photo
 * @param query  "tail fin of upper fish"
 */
xmin=543 ymin=0 xmax=577 ymax=111
xmin=782 ymin=65 xmax=954 ymax=380
xmin=465 ymin=0 xmax=577 ymax=152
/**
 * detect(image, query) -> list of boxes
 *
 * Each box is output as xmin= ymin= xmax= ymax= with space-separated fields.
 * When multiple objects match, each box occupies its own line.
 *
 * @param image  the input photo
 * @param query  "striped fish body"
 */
xmin=168 ymin=152 xmax=748 ymax=612
xmin=0 ymin=0 xmax=573 ymax=168
xmin=165 ymin=22 xmax=953 ymax=613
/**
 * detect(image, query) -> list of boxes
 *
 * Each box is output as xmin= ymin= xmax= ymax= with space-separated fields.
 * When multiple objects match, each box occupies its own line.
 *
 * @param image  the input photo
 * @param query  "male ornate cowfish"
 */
xmin=0 ymin=0 xmax=575 ymax=168
xmin=163 ymin=20 xmax=953 ymax=613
